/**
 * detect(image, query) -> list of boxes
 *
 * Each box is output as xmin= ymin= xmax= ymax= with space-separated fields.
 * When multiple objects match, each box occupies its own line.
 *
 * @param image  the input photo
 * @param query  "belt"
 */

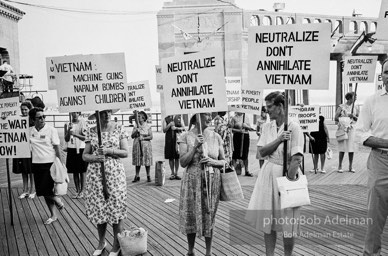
xmin=373 ymin=148 xmax=388 ymax=155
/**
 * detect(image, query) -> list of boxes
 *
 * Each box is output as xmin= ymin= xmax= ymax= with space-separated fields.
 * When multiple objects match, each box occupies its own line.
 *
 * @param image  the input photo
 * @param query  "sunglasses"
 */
xmin=35 ymin=115 xmax=46 ymax=120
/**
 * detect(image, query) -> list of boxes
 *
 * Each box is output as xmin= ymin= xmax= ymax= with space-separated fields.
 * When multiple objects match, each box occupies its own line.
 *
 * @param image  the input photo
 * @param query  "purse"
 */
xmin=326 ymin=147 xmax=333 ymax=160
xmin=335 ymin=129 xmax=348 ymax=142
xmin=276 ymin=172 xmax=311 ymax=209
xmin=220 ymin=163 xmax=244 ymax=201
xmin=54 ymin=180 xmax=69 ymax=196
xmin=50 ymin=157 xmax=68 ymax=183
xmin=154 ymin=161 xmax=165 ymax=186
xmin=118 ymin=227 xmax=148 ymax=256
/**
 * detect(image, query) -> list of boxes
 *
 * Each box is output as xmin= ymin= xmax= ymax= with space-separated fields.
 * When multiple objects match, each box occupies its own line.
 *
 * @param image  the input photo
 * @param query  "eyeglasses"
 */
xmin=35 ymin=115 xmax=46 ymax=120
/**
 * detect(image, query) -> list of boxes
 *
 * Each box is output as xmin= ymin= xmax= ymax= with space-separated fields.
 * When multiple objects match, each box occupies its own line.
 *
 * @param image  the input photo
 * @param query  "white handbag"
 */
xmin=54 ymin=180 xmax=69 ymax=196
xmin=276 ymin=174 xmax=311 ymax=209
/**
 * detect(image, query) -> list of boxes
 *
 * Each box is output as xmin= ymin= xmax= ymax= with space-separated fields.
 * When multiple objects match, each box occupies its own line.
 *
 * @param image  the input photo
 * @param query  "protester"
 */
xmin=178 ymin=113 xmax=226 ymax=256
xmin=213 ymin=111 xmax=233 ymax=165
xmin=64 ymin=112 xmax=87 ymax=198
xmin=29 ymin=107 xmax=64 ymax=225
xmin=307 ymin=115 xmax=330 ymax=173
xmin=230 ymin=112 xmax=255 ymax=176
xmin=30 ymin=96 xmax=45 ymax=109
xmin=356 ymin=59 xmax=388 ymax=256
xmin=163 ymin=115 xmax=185 ymax=180
xmin=334 ymin=92 xmax=359 ymax=173
xmin=256 ymin=106 xmax=269 ymax=168
xmin=82 ymin=109 xmax=129 ymax=256
xmin=0 ymin=60 xmax=14 ymax=92
xmin=131 ymin=110 xmax=153 ymax=182
xmin=246 ymin=91 xmax=304 ymax=256
xmin=13 ymin=101 xmax=35 ymax=199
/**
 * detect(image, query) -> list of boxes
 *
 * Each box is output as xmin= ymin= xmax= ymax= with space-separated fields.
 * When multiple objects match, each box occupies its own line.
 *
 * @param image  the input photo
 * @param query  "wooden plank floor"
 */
xmin=1 ymin=184 xmax=388 ymax=256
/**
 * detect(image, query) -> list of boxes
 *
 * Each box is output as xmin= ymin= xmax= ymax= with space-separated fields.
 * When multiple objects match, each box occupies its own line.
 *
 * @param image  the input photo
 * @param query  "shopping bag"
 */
xmin=155 ymin=161 xmax=165 ymax=186
xmin=50 ymin=157 xmax=68 ymax=183
xmin=220 ymin=164 xmax=244 ymax=201
xmin=54 ymin=179 xmax=69 ymax=196
xmin=326 ymin=147 xmax=333 ymax=160
xmin=118 ymin=227 xmax=148 ymax=256
xmin=276 ymin=174 xmax=311 ymax=209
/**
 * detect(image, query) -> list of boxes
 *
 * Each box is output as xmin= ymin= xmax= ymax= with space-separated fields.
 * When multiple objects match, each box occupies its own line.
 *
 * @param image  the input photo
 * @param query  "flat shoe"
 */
xmin=245 ymin=172 xmax=253 ymax=177
xmin=28 ymin=192 xmax=36 ymax=199
xmin=349 ymin=168 xmax=356 ymax=173
xmin=19 ymin=192 xmax=29 ymax=199
xmin=93 ymin=242 xmax=107 ymax=256
xmin=108 ymin=248 xmax=121 ymax=256
xmin=169 ymin=175 xmax=175 ymax=180
xmin=174 ymin=175 xmax=182 ymax=180
xmin=337 ymin=169 xmax=343 ymax=173
xmin=44 ymin=217 xmax=57 ymax=225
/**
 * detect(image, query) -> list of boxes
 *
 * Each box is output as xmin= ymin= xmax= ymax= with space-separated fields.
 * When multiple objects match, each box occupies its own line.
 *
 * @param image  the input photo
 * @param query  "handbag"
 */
xmin=276 ymin=173 xmax=311 ymax=209
xmin=50 ymin=157 xmax=68 ymax=183
xmin=220 ymin=163 xmax=244 ymax=201
xmin=326 ymin=147 xmax=333 ymax=160
xmin=54 ymin=179 xmax=69 ymax=196
xmin=335 ymin=129 xmax=348 ymax=142
xmin=118 ymin=227 xmax=148 ymax=256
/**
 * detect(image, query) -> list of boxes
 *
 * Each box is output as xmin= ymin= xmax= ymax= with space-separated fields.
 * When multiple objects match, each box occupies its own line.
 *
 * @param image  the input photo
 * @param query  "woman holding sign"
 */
xmin=131 ymin=110 xmax=153 ymax=182
xmin=246 ymin=92 xmax=304 ymax=256
xmin=83 ymin=109 xmax=129 ymax=256
xmin=13 ymin=101 xmax=35 ymax=199
xmin=334 ymin=92 xmax=359 ymax=173
xmin=29 ymin=107 xmax=65 ymax=225
xmin=179 ymin=113 xmax=226 ymax=256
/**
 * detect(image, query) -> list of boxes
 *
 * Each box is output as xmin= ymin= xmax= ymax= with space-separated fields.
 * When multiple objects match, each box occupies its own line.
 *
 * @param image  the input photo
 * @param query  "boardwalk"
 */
xmin=1 ymin=130 xmax=387 ymax=255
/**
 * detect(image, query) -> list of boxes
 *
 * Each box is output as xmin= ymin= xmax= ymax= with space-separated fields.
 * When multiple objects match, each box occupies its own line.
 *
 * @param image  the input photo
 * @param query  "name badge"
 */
xmin=40 ymin=135 xmax=46 ymax=139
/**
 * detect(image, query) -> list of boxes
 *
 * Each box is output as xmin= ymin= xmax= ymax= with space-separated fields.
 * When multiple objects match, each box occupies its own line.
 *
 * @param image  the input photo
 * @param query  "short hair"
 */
xmin=382 ymin=59 xmax=388 ymax=73
xmin=217 ymin=111 xmax=226 ymax=117
xmin=31 ymin=96 xmax=45 ymax=109
xmin=138 ymin=111 xmax=147 ymax=121
xmin=345 ymin=92 xmax=355 ymax=100
xmin=264 ymin=91 xmax=285 ymax=107
xmin=28 ymin=107 xmax=44 ymax=120
xmin=20 ymin=101 xmax=33 ymax=110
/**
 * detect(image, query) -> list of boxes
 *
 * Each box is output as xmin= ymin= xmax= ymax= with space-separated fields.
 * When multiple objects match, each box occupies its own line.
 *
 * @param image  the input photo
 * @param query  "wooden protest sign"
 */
xmin=225 ymin=77 xmax=242 ymax=105
xmin=47 ymin=53 xmax=128 ymax=113
xmin=289 ymin=105 xmax=319 ymax=132
xmin=343 ymin=56 xmax=377 ymax=84
xmin=375 ymin=73 xmax=384 ymax=93
xmin=248 ymin=23 xmax=331 ymax=90
xmin=155 ymin=65 xmax=163 ymax=92
xmin=127 ymin=80 xmax=152 ymax=111
xmin=161 ymin=49 xmax=227 ymax=115
xmin=0 ymin=97 xmax=19 ymax=119
xmin=229 ymin=88 xmax=264 ymax=114
xmin=375 ymin=0 xmax=388 ymax=41
xmin=0 ymin=116 xmax=30 ymax=158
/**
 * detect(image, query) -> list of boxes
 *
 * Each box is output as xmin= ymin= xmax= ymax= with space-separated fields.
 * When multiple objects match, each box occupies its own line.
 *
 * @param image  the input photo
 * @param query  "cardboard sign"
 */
xmin=248 ymin=23 xmax=331 ymax=90
xmin=161 ymin=49 xmax=227 ymax=115
xmin=126 ymin=80 xmax=152 ymax=111
xmin=375 ymin=73 xmax=384 ymax=93
xmin=47 ymin=53 xmax=128 ymax=113
xmin=0 ymin=116 xmax=30 ymax=158
xmin=155 ymin=65 xmax=163 ymax=92
xmin=0 ymin=97 xmax=19 ymax=119
xmin=343 ymin=56 xmax=377 ymax=83
xmin=225 ymin=77 xmax=242 ymax=105
xmin=289 ymin=105 xmax=319 ymax=132
xmin=375 ymin=0 xmax=388 ymax=41
xmin=229 ymin=89 xmax=264 ymax=114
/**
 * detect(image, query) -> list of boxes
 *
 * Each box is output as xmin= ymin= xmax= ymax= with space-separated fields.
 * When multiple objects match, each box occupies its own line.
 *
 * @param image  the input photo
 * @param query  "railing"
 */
xmin=44 ymin=105 xmax=362 ymax=130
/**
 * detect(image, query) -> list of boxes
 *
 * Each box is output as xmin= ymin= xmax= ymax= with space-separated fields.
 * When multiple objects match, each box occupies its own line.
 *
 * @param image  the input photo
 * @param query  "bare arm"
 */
xmin=287 ymin=153 xmax=303 ymax=180
xmin=53 ymin=145 xmax=63 ymax=163
xmin=334 ymin=107 xmax=342 ymax=122
xmin=258 ymin=131 xmax=290 ymax=157
xmin=324 ymin=124 xmax=330 ymax=142
xmin=363 ymin=137 xmax=388 ymax=149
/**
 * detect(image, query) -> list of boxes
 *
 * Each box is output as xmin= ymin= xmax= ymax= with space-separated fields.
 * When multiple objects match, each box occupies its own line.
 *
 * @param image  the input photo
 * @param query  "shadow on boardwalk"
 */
xmin=1 ymin=130 xmax=386 ymax=255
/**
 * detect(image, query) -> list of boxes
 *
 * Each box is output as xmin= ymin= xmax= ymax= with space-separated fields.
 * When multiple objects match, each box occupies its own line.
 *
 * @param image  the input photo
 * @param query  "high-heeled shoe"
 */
xmin=132 ymin=176 xmax=140 ymax=183
xmin=92 ymin=242 xmax=107 ymax=256
xmin=108 ymin=248 xmax=121 ymax=256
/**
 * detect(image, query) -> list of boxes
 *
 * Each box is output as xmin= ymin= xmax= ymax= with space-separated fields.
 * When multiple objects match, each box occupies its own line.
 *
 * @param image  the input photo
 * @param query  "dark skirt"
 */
xmin=12 ymin=158 xmax=32 ymax=174
xmin=66 ymin=148 xmax=87 ymax=173
xmin=32 ymin=163 xmax=54 ymax=197
xmin=232 ymin=132 xmax=250 ymax=160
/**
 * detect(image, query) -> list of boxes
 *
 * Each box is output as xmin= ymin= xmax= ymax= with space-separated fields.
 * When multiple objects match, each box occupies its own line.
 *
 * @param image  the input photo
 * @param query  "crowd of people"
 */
xmin=8 ymin=60 xmax=388 ymax=256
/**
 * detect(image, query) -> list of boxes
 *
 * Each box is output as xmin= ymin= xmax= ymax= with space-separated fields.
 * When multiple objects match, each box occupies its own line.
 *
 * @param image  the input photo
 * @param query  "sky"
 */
xmin=9 ymin=0 xmax=383 ymax=110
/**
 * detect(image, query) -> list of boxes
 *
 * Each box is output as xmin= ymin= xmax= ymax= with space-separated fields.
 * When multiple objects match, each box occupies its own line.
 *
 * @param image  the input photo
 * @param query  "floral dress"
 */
xmin=214 ymin=116 xmax=232 ymax=164
xmin=132 ymin=122 xmax=153 ymax=166
xmin=85 ymin=124 xmax=128 ymax=225
xmin=178 ymin=130 xmax=224 ymax=238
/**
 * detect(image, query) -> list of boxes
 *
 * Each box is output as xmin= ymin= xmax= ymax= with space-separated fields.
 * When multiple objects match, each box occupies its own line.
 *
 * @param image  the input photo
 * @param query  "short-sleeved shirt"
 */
xmin=30 ymin=125 xmax=60 ymax=163
xmin=257 ymin=120 xmax=303 ymax=165
xmin=67 ymin=119 xmax=87 ymax=149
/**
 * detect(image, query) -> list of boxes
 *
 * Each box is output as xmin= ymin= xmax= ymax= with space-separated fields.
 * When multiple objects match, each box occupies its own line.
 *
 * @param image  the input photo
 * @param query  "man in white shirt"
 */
xmin=0 ymin=60 xmax=15 ymax=92
xmin=356 ymin=59 xmax=388 ymax=256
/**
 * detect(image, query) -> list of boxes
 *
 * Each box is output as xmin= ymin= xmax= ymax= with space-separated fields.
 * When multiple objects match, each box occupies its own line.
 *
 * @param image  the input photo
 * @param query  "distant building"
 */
xmin=0 ymin=0 xmax=24 ymax=76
